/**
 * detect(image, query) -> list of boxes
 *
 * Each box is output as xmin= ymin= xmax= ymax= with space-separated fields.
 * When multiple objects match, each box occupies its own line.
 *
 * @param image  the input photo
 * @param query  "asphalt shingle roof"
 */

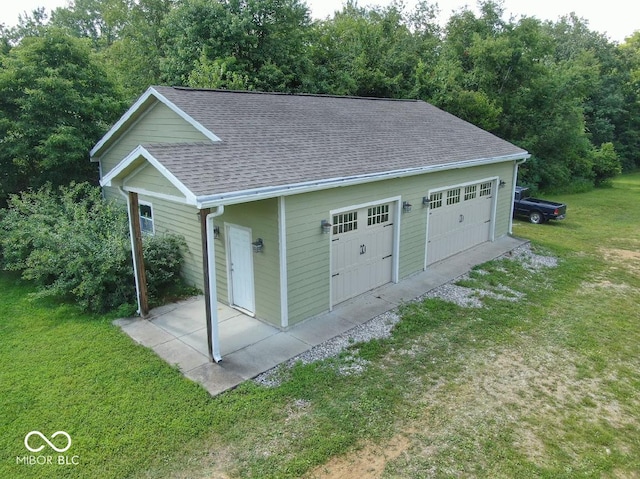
xmin=143 ymin=86 xmax=528 ymax=198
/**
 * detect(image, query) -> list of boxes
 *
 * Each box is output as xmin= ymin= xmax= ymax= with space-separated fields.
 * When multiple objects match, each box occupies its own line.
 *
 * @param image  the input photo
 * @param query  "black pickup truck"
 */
xmin=513 ymin=186 xmax=567 ymax=224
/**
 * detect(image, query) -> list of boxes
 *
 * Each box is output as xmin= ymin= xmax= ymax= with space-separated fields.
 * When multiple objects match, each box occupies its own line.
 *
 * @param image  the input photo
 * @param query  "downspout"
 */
xmin=509 ymin=158 xmax=528 ymax=235
xmin=119 ymin=187 xmax=143 ymax=316
xmin=206 ymin=206 xmax=224 ymax=362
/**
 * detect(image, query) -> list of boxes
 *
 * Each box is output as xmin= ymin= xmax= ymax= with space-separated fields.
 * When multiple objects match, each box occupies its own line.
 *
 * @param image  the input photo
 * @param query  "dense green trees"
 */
xmin=0 ymin=0 xmax=638 ymax=198
xmin=161 ymin=0 xmax=312 ymax=91
xmin=0 ymin=28 xmax=125 ymax=205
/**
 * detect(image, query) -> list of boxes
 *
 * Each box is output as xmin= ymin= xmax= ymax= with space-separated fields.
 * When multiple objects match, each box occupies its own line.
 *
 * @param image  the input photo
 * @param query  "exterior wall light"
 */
xmin=252 ymin=238 xmax=264 ymax=253
xmin=321 ymin=219 xmax=332 ymax=234
xmin=422 ymin=196 xmax=429 ymax=207
xmin=213 ymin=225 xmax=220 ymax=239
xmin=402 ymin=201 xmax=413 ymax=213
xmin=499 ymin=180 xmax=506 ymax=188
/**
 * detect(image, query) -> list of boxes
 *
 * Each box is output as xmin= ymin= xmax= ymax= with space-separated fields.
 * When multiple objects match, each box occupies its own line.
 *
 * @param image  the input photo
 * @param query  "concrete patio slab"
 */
xmin=153 ymin=339 xmax=208 ymax=372
xmin=221 ymin=333 xmax=310 ymax=380
xmin=120 ymin=319 xmax=175 ymax=347
xmin=114 ymin=235 xmax=529 ymax=397
xmin=288 ymin=314 xmax=358 ymax=345
xmin=218 ymin=314 xmax=279 ymax=355
xmin=185 ymin=362 xmax=245 ymax=396
xmin=179 ymin=328 xmax=209 ymax=357
xmin=218 ymin=303 xmax=245 ymax=322
xmin=332 ymin=293 xmax=397 ymax=326
xmin=152 ymin=312 xmax=203 ymax=338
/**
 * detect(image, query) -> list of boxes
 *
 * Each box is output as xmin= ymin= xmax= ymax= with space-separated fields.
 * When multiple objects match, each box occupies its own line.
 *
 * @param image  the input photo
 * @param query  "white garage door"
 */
xmin=331 ymin=203 xmax=395 ymax=305
xmin=426 ymin=181 xmax=494 ymax=265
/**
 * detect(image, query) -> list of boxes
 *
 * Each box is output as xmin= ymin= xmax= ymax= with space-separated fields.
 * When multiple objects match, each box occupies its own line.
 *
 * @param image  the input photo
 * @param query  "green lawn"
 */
xmin=1 ymin=174 xmax=639 ymax=478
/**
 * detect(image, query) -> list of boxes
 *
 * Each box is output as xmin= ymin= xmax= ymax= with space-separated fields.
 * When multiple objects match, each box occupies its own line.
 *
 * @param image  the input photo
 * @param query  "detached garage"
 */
xmin=92 ymin=86 xmax=529 ymax=361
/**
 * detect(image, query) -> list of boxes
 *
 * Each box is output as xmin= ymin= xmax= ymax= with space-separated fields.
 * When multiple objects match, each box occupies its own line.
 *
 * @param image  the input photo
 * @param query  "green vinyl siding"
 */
xmin=98 ymin=101 xmax=210 ymax=184
xmin=124 ymin=163 xmax=185 ymax=199
xmin=138 ymin=195 xmax=204 ymax=290
xmin=212 ymin=199 xmax=281 ymax=326
xmin=284 ymin=161 xmax=516 ymax=325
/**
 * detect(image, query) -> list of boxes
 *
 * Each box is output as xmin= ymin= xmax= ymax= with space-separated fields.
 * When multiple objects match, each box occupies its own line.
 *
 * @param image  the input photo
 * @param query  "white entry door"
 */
xmin=227 ymin=225 xmax=255 ymax=314
xmin=331 ymin=202 xmax=395 ymax=305
xmin=427 ymin=181 xmax=494 ymax=265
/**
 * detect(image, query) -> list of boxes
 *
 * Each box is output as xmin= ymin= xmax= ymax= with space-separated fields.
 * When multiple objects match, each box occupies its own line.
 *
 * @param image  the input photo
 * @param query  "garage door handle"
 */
xmin=360 ymin=244 xmax=366 ymax=255
xmin=332 ymin=273 xmax=340 ymax=277
xmin=382 ymin=254 xmax=392 ymax=260
xmin=459 ymin=214 xmax=464 ymax=223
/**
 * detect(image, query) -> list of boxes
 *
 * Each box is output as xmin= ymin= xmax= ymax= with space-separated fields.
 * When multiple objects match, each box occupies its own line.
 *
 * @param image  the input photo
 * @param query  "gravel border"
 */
xmin=253 ymin=242 xmax=557 ymax=387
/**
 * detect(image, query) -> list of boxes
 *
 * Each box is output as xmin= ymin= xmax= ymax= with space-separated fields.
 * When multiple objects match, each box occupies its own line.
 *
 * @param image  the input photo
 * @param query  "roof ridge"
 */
xmin=163 ymin=85 xmax=420 ymax=103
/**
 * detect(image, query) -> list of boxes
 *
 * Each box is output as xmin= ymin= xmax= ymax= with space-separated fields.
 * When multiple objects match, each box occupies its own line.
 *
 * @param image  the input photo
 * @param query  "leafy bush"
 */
xmin=0 ymin=183 xmax=190 ymax=313
xmin=143 ymin=233 xmax=188 ymax=301
xmin=591 ymin=142 xmax=622 ymax=186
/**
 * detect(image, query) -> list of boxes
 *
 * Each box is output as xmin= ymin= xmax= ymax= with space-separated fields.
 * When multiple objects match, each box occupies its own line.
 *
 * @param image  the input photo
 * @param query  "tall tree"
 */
xmin=546 ymin=15 xmax=625 ymax=155
xmin=160 ymin=0 xmax=311 ymax=92
xmin=105 ymin=0 xmax=175 ymax=98
xmin=50 ymin=0 xmax=130 ymax=48
xmin=0 ymin=29 xmax=126 ymax=204
xmin=613 ymin=32 xmax=640 ymax=171
xmin=307 ymin=1 xmax=435 ymax=97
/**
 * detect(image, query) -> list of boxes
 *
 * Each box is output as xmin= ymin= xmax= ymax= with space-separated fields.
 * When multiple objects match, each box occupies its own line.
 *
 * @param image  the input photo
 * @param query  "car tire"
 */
xmin=529 ymin=211 xmax=544 ymax=224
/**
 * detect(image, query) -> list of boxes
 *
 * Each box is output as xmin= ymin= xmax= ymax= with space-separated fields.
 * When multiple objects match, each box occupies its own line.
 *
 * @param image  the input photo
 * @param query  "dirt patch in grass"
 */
xmin=304 ymin=433 xmax=412 ymax=479
xmin=600 ymin=248 xmax=640 ymax=273
xmin=307 ymin=338 xmax=637 ymax=477
xmin=579 ymin=279 xmax=632 ymax=294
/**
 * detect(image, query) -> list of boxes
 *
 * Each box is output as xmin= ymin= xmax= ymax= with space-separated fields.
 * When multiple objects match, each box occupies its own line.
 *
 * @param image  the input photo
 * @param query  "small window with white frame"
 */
xmin=139 ymin=202 xmax=154 ymax=235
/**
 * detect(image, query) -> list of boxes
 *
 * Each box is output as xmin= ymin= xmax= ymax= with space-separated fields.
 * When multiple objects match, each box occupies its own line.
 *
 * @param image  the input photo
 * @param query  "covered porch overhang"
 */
xmin=100 ymin=147 xmax=228 ymax=363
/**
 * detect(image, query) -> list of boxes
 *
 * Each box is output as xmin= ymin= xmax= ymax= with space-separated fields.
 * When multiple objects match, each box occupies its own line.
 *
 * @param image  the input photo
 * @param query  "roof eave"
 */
xmin=196 ymin=152 xmax=530 ymax=209
xmin=100 ymin=145 xmax=198 ymax=204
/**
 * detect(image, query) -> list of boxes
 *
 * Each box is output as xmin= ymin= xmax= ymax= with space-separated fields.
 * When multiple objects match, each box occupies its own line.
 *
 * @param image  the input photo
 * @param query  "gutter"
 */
xmin=196 ymin=152 xmax=531 ymax=209
xmin=508 ymin=157 xmax=528 ymax=235
xmin=205 ymin=206 xmax=225 ymax=362
xmin=119 ymin=187 xmax=144 ymax=316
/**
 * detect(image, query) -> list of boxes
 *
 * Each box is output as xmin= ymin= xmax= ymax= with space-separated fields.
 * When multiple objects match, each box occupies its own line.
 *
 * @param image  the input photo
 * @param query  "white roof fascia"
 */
xmin=122 ymin=186 xmax=194 ymax=205
xmin=90 ymin=86 xmax=221 ymax=159
xmin=100 ymin=145 xmax=198 ymax=205
xmin=196 ymin=152 xmax=530 ymax=209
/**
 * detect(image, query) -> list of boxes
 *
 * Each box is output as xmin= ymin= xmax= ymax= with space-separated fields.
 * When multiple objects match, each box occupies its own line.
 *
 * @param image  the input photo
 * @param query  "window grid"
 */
xmin=480 ymin=182 xmax=492 ymax=197
xmin=446 ymin=188 xmax=461 ymax=205
xmin=333 ymin=211 xmax=358 ymax=234
xmin=367 ymin=204 xmax=390 ymax=226
xmin=464 ymin=185 xmax=477 ymax=201
xmin=429 ymin=192 xmax=443 ymax=209
xmin=139 ymin=203 xmax=154 ymax=235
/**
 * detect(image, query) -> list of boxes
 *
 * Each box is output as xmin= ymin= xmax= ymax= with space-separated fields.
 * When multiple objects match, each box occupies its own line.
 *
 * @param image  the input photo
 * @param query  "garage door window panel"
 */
xmin=367 ymin=204 xmax=390 ymax=226
xmin=333 ymin=211 xmax=358 ymax=235
xmin=429 ymin=192 xmax=443 ymax=209
xmin=446 ymin=188 xmax=461 ymax=205
xmin=464 ymin=185 xmax=477 ymax=201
